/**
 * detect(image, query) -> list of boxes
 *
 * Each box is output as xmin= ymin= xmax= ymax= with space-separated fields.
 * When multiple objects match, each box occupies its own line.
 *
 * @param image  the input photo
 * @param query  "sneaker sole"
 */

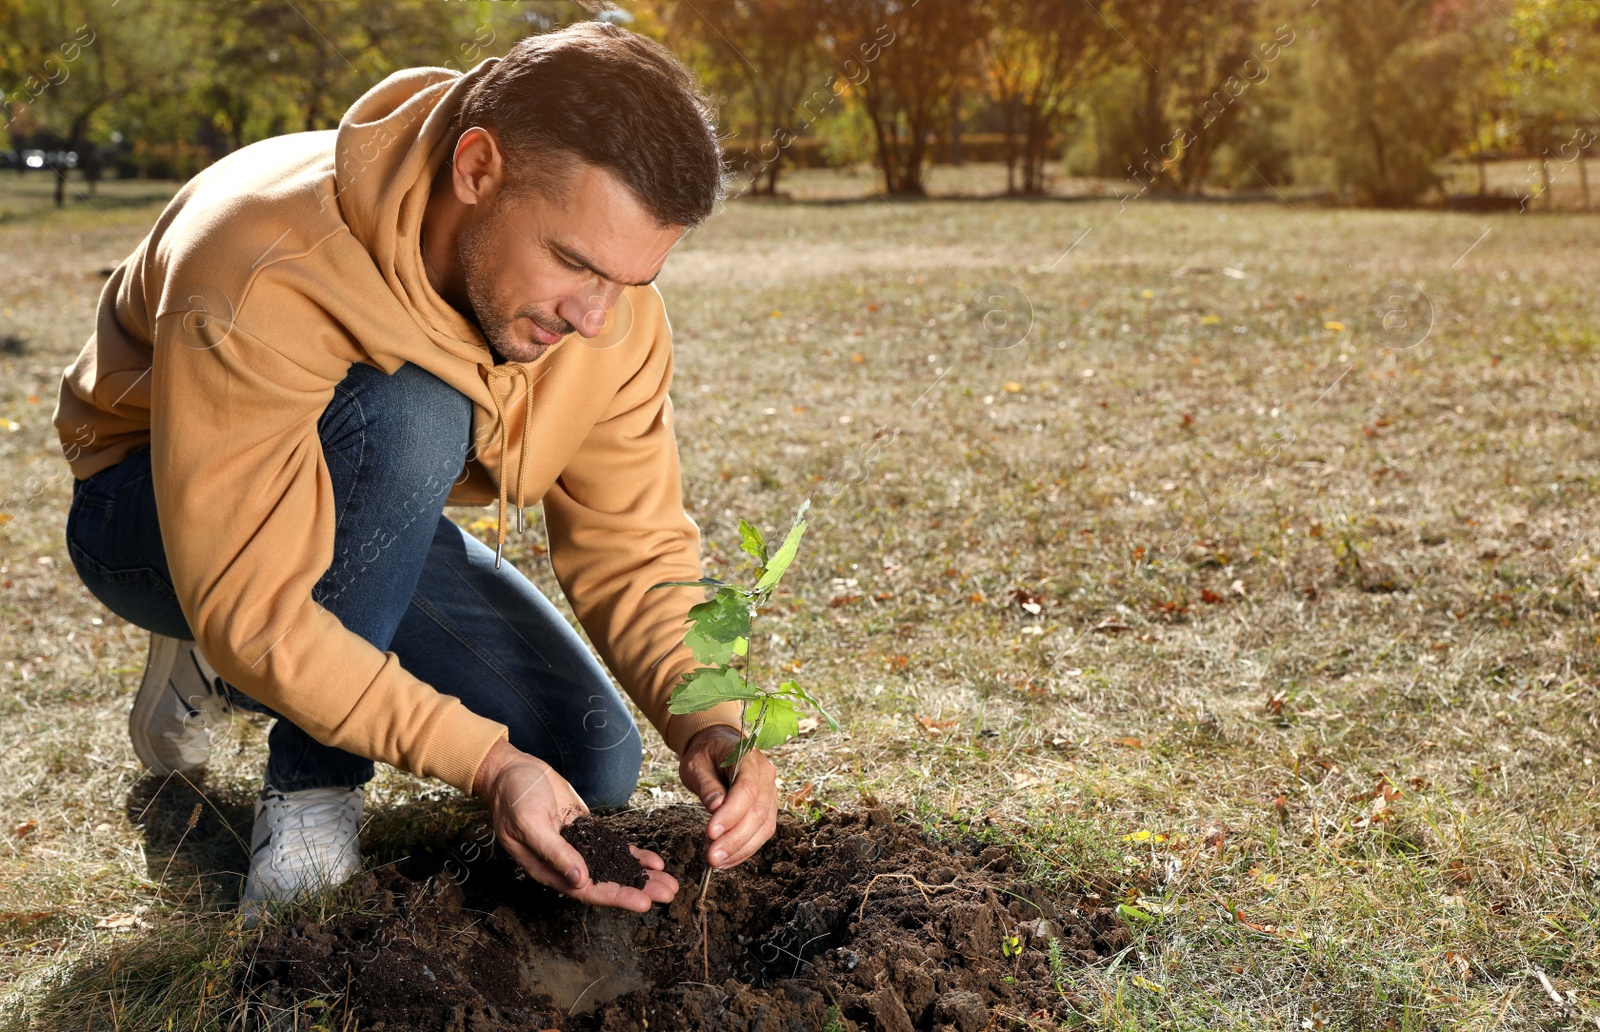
xmin=128 ymin=634 xmax=206 ymax=776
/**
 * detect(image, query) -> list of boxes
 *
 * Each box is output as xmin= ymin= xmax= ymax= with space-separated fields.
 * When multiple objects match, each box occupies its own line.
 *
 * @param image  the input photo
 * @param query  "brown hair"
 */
xmin=452 ymin=21 xmax=726 ymax=227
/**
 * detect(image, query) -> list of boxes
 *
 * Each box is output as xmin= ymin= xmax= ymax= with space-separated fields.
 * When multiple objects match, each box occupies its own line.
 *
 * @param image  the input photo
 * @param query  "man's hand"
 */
xmin=678 ymin=724 xmax=779 ymax=870
xmin=473 ymin=739 xmax=677 ymax=911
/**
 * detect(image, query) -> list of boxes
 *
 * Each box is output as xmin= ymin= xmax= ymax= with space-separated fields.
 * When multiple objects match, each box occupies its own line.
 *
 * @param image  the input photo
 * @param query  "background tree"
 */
xmin=647 ymin=0 xmax=826 ymax=197
xmin=1501 ymin=0 xmax=1600 ymax=210
xmin=1097 ymin=0 xmax=1263 ymax=193
xmin=1284 ymin=0 xmax=1477 ymax=205
xmin=812 ymin=0 xmax=991 ymax=195
xmin=983 ymin=0 xmax=1108 ymax=195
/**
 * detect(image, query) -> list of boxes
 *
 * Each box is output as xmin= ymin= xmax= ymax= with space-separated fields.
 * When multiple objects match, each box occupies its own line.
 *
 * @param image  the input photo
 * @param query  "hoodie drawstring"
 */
xmin=488 ymin=364 xmax=534 ymax=569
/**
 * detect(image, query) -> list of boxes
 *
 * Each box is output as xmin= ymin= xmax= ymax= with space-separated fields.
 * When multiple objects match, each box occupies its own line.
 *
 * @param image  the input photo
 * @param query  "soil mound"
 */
xmin=243 ymin=803 xmax=1133 ymax=1031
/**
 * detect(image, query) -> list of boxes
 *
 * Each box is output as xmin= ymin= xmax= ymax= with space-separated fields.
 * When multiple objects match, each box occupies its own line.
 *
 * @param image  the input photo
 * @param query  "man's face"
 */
xmin=456 ymin=162 xmax=685 ymax=364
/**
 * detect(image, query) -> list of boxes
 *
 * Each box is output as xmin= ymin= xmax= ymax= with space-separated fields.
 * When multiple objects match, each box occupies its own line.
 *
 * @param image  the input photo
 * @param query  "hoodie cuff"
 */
xmin=665 ymin=700 xmax=746 ymax=757
xmin=423 ymin=707 xmax=511 ymax=795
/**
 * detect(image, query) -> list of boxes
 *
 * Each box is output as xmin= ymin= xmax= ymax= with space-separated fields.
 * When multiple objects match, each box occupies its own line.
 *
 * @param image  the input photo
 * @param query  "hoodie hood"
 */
xmin=332 ymin=58 xmax=550 ymax=562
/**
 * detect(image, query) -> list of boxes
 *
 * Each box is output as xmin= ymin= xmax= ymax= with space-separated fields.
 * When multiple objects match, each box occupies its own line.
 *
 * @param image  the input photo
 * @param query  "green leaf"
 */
xmin=684 ymin=625 xmax=746 ymax=665
xmin=686 ymin=589 xmax=751 ymax=644
xmin=737 ymin=519 xmax=768 ymax=564
xmin=680 ymin=589 xmax=751 ymax=665
xmin=751 ymin=695 xmax=800 ymax=751
xmin=669 ymin=666 xmax=761 ymax=714
xmin=778 ymin=679 xmax=839 ymax=731
xmin=754 ymin=499 xmax=811 ymax=595
xmin=1117 ymin=903 xmax=1156 ymax=927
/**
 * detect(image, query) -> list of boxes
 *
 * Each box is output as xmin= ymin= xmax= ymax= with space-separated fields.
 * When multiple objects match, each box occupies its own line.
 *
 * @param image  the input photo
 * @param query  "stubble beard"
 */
xmin=457 ymin=216 xmax=571 ymax=365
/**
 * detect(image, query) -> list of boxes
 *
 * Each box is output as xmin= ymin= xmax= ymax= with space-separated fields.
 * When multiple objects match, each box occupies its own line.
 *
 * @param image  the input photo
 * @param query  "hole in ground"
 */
xmin=241 ymin=803 xmax=1136 ymax=1031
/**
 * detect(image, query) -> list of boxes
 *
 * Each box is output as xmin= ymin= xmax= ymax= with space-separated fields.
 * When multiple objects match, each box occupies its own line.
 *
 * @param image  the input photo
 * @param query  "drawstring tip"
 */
xmin=516 ymin=506 xmax=526 ymax=535
xmin=494 ymin=538 xmax=504 ymax=569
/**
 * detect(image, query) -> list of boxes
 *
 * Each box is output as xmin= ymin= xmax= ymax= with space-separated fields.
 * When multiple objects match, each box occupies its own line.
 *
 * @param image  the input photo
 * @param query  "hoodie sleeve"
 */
xmin=149 ymin=315 xmax=509 ymax=794
xmin=541 ymin=298 xmax=744 ymax=757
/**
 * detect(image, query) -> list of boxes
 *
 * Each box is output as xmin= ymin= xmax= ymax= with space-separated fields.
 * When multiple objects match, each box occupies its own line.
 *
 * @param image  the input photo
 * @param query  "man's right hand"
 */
xmin=472 ymin=739 xmax=678 ymax=912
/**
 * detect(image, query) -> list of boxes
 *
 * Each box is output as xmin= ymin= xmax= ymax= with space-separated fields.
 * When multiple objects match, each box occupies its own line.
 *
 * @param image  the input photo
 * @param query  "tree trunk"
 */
xmin=1000 ymin=98 xmax=1019 ymax=195
xmin=1541 ymin=149 xmax=1553 ymax=211
xmin=1022 ymin=106 xmax=1047 ymax=196
xmin=949 ymin=89 xmax=964 ymax=167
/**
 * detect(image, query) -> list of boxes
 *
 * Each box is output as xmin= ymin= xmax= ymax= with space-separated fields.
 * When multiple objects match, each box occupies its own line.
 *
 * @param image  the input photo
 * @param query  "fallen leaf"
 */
xmin=1200 ymin=314 xmax=1222 ymax=325
xmin=1139 ymin=289 xmax=1155 ymax=299
xmin=12 ymin=820 xmax=36 ymax=839
xmin=796 ymin=717 xmax=819 ymax=735
xmin=0 ymin=911 xmax=55 ymax=929
xmin=786 ymin=781 xmax=814 ymax=807
xmin=1121 ymin=830 xmax=1169 ymax=844
xmin=1114 ymin=736 xmax=1144 ymax=749
xmin=1324 ymin=320 xmax=1346 ymax=332
xmin=1010 ymin=588 xmax=1044 ymax=614
xmin=94 ymin=913 xmax=139 ymax=931
xmin=1131 ymin=974 xmax=1165 ymax=992
xmin=1093 ymin=620 xmax=1132 ymax=634
xmin=1001 ymin=381 xmax=1022 ymax=393
xmin=851 ymin=353 xmax=865 ymax=364
xmin=1231 ymin=907 xmax=1280 ymax=934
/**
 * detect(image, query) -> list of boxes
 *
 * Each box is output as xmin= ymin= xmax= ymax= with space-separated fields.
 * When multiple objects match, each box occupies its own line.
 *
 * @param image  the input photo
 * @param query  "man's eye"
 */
xmin=556 ymin=255 xmax=586 ymax=273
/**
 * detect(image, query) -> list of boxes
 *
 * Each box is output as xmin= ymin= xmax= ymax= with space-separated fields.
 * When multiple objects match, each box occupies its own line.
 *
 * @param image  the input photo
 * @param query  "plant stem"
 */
xmin=697 ymin=865 xmax=715 ymax=982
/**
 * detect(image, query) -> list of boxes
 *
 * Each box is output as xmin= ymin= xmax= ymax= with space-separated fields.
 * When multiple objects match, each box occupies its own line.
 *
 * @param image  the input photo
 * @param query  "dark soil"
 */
xmin=563 ymin=813 xmax=649 ymax=889
xmin=241 ymin=804 xmax=1135 ymax=1031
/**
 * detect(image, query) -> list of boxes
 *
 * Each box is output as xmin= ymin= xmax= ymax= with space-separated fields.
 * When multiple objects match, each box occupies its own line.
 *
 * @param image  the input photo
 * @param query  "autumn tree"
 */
xmin=983 ymin=0 xmax=1109 ymax=195
xmin=1500 ymin=0 xmax=1600 ymax=210
xmin=1096 ymin=0 xmax=1270 ymax=193
xmin=647 ymin=0 xmax=826 ymax=196
xmin=811 ymin=0 xmax=990 ymax=195
xmin=1285 ymin=0 xmax=1479 ymax=205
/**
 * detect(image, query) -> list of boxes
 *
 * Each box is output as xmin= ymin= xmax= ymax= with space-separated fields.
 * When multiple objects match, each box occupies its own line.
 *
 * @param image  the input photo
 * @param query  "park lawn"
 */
xmin=1 ymin=169 xmax=1597 ymax=1030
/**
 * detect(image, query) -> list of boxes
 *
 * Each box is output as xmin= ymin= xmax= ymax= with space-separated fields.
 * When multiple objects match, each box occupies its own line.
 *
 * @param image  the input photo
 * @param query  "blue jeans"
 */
xmin=64 ymin=361 xmax=642 ymax=806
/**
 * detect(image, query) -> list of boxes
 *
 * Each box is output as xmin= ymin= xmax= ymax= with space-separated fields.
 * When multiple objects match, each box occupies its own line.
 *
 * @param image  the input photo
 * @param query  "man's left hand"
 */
xmin=678 ymin=725 xmax=778 ymax=870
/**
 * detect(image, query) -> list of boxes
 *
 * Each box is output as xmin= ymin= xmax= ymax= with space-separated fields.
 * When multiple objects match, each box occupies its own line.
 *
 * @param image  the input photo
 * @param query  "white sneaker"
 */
xmin=239 ymin=785 xmax=364 ymax=924
xmin=128 ymin=633 xmax=234 ymax=775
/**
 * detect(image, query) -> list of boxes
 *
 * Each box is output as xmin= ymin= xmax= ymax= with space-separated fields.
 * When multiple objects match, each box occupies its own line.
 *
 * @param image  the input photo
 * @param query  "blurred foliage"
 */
xmin=0 ymin=0 xmax=1595 ymax=206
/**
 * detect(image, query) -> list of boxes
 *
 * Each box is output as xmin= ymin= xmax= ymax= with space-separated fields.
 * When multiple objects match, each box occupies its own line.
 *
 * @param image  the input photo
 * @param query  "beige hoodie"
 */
xmin=52 ymin=59 xmax=743 ymax=793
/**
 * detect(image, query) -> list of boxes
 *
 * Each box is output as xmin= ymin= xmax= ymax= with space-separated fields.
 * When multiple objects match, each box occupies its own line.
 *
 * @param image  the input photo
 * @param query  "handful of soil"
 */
xmin=561 ymin=813 xmax=648 ymax=888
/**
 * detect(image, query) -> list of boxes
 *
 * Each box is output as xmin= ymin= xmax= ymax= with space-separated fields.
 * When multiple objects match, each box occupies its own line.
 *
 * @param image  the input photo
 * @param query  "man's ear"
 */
xmin=450 ymin=126 xmax=504 ymax=208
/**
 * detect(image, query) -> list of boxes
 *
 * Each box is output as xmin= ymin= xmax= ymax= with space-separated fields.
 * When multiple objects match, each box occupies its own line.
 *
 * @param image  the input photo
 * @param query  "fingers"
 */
xmin=705 ymin=752 xmax=778 ymax=869
xmin=679 ymin=749 xmax=732 ymax=812
xmin=631 ymin=844 xmax=666 ymax=871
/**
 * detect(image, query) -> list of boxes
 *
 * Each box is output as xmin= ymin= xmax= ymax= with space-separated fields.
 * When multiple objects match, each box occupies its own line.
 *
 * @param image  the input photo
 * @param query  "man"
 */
xmin=53 ymin=22 xmax=779 ymax=919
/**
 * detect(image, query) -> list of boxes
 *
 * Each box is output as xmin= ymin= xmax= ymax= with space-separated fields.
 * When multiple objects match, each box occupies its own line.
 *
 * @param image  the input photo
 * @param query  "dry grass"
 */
xmin=1 ymin=170 xmax=1597 ymax=1030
